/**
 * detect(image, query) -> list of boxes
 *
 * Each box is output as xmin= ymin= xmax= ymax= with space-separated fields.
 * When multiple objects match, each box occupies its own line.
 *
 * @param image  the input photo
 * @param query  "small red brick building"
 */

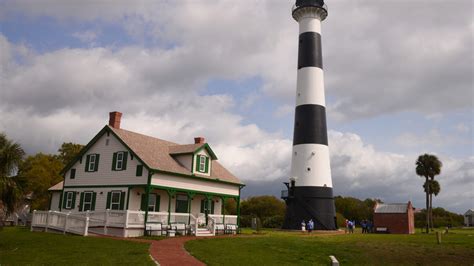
xmin=373 ymin=201 xmax=415 ymax=234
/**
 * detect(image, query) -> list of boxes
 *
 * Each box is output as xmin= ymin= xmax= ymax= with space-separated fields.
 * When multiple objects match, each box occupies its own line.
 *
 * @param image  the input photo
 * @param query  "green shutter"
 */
xmin=122 ymin=152 xmax=128 ymax=170
xmin=155 ymin=195 xmax=160 ymax=212
xmin=71 ymin=192 xmax=76 ymax=209
xmin=195 ymin=155 xmax=201 ymax=172
xmin=85 ymin=155 xmax=90 ymax=172
xmin=58 ymin=192 xmax=63 ymax=209
xmin=120 ymin=191 xmax=125 ymax=210
xmin=70 ymin=169 xmax=76 ymax=179
xmin=200 ymin=199 xmax=205 ymax=213
xmin=91 ymin=192 xmax=96 ymax=211
xmin=141 ymin=194 xmax=146 ymax=211
xmin=112 ymin=152 xmax=117 ymax=170
xmin=106 ymin=192 xmax=111 ymax=209
xmin=211 ymin=200 xmax=215 ymax=214
xmin=136 ymin=165 xmax=143 ymax=176
xmin=205 ymin=157 xmax=209 ymax=173
xmin=79 ymin=192 xmax=84 ymax=212
xmin=94 ymin=154 xmax=100 ymax=171
xmin=62 ymin=192 xmax=67 ymax=209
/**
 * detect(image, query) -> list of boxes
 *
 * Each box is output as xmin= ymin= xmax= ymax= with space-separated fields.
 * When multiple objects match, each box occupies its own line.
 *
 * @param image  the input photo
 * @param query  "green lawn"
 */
xmin=185 ymin=228 xmax=474 ymax=265
xmin=0 ymin=227 xmax=154 ymax=265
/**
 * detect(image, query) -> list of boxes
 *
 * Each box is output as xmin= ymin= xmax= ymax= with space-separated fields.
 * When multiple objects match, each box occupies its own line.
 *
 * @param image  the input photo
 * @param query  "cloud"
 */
xmin=71 ymin=30 xmax=100 ymax=44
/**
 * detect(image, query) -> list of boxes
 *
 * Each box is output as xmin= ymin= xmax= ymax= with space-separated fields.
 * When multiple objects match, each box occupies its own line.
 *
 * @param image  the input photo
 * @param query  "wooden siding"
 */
xmin=151 ymin=173 xmax=239 ymax=196
xmin=63 ymin=132 xmax=148 ymax=187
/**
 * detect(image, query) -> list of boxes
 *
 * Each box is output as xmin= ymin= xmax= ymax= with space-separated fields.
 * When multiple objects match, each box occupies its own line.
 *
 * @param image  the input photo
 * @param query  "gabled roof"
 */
xmin=61 ymin=125 xmax=243 ymax=186
xmin=374 ymin=203 xmax=410 ymax=214
xmin=49 ymin=181 xmax=64 ymax=191
xmin=465 ymin=209 xmax=474 ymax=215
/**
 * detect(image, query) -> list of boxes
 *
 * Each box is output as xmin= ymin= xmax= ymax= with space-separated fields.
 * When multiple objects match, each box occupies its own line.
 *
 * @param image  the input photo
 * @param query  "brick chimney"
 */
xmin=109 ymin=111 xmax=122 ymax=129
xmin=194 ymin=137 xmax=205 ymax=144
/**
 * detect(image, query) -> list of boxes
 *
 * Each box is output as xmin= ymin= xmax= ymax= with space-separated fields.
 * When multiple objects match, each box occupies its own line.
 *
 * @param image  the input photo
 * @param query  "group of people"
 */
xmin=301 ymin=219 xmax=314 ymax=233
xmin=345 ymin=219 xmax=373 ymax=233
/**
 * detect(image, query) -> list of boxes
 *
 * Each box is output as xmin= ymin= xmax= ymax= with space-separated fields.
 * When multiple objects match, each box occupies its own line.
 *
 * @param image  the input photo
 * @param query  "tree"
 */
xmin=416 ymin=154 xmax=442 ymax=233
xmin=17 ymin=154 xmax=63 ymax=210
xmin=424 ymin=179 xmax=440 ymax=229
xmin=0 ymin=133 xmax=25 ymax=222
xmin=58 ymin=142 xmax=84 ymax=165
xmin=240 ymin=196 xmax=286 ymax=228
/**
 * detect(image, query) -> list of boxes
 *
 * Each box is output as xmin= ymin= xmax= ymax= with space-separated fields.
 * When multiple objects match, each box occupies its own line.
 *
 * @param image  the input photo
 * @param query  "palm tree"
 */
xmin=424 ymin=180 xmax=441 ymax=230
xmin=416 ymin=154 xmax=442 ymax=233
xmin=0 ymin=133 xmax=25 ymax=223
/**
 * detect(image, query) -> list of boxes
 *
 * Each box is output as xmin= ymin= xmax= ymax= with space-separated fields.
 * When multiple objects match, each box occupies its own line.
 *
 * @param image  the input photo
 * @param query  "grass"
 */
xmin=185 ymin=228 xmax=474 ymax=265
xmin=0 ymin=227 xmax=154 ymax=265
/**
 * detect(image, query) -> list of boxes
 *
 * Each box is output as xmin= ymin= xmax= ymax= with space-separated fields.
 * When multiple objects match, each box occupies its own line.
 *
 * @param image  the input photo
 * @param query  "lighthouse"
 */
xmin=282 ymin=0 xmax=336 ymax=230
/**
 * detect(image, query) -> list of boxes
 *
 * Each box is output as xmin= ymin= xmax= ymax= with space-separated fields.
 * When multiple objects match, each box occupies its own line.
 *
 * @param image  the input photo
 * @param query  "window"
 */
xmin=88 ymin=154 xmax=96 ymax=172
xmin=140 ymin=193 xmax=160 ymax=212
xmin=70 ymin=169 xmax=76 ymax=179
xmin=106 ymin=191 xmax=124 ymax=210
xmin=136 ymin=165 xmax=143 ymax=176
xmin=175 ymin=195 xmax=188 ymax=213
xmin=81 ymin=192 xmax=95 ymax=211
xmin=200 ymin=199 xmax=215 ymax=214
xmin=63 ymin=191 xmax=75 ymax=210
xmin=116 ymin=152 xmax=124 ymax=170
xmin=196 ymin=155 xmax=209 ymax=173
xmin=110 ymin=191 xmax=122 ymax=210
xmin=112 ymin=151 xmax=128 ymax=171
xmin=85 ymin=154 xmax=100 ymax=172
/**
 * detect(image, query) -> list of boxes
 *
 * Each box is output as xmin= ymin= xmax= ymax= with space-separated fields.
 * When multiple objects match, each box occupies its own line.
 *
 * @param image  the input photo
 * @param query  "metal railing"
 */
xmin=292 ymin=3 xmax=328 ymax=13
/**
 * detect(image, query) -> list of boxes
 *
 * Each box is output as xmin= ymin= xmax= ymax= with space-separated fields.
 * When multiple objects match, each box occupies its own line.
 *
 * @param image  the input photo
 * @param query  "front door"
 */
xmin=200 ymin=199 xmax=215 ymax=225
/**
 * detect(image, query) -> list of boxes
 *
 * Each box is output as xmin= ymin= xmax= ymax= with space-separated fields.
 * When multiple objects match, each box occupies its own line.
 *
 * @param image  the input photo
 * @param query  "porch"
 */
xmin=31 ymin=210 xmax=238 ymax=237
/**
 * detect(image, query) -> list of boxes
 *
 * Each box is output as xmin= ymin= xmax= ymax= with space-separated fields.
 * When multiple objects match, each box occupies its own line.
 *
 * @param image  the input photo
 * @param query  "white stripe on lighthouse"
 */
xmin=299 ymin=16 xmax=321 ymax=34
xmin=290 ymin=144 xmax=332 ymax=187
xmin=296 ymin=67 xmax=325 ymax=106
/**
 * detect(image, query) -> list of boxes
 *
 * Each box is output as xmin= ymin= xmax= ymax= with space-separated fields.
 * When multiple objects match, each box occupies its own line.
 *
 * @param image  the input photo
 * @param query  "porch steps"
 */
xmin=195 ymin=228 xmax=214 ymax=237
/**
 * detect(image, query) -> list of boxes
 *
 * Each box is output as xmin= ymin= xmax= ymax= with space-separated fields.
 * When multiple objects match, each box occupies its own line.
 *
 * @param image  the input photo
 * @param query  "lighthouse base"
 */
xmin=282 ymin=186 xmax=337 ymax=230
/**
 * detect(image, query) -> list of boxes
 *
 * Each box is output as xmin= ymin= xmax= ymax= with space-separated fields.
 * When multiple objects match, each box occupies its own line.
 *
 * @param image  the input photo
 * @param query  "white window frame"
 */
xmin=88 ymin=154 xmax=96 ymax=172
xmin=82 ymin=191 xmax=93 ymax=211
xmin=148 ymin=194 xmax=157 ymax=212
xmin=110 ymin=191 xmax=121 ymax=210
xmin=116 ymin=152 xmax=124 ymax=170
xmin=199 ymin=155 xmax=206 ymax=172
xmin=66 ymin=192 xmax=74 ymax=209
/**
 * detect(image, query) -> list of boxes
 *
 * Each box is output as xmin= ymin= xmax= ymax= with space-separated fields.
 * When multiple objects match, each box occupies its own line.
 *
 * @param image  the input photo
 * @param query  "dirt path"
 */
xmin=149 ymin=236 xmax=205 ymax=266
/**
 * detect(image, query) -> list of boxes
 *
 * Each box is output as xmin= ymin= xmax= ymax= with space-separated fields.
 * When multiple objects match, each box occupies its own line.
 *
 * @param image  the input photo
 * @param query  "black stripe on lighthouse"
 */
xmin=298 ymin=32 xmax=323 ymax=69
xmin=293 ymin=104 xmax=328 ymax=146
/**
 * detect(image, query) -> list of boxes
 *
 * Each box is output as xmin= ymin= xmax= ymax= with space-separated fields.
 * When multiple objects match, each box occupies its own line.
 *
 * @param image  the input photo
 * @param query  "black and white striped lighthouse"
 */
xmin=282 ymin=0 xmax=336 ymax=230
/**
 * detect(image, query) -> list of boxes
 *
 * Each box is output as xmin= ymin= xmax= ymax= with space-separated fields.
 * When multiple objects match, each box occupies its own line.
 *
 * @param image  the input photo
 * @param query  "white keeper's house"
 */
xmin=32 ymin=112 xmax=244 ymax=237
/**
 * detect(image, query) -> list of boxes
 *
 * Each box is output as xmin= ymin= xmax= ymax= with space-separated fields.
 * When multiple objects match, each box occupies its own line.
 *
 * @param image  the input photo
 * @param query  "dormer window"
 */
xmin=196 ymin=154 xmax=209 ymax=173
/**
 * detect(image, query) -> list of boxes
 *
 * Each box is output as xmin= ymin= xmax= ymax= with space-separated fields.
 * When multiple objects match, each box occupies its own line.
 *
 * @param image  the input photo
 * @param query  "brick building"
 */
xmin=373 ymin=201 xmax=415 ymax=234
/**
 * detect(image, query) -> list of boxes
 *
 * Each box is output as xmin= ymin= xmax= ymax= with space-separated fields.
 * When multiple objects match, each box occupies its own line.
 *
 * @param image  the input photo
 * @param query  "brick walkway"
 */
xmin=149 ymin=236 xmax=205 ymax=266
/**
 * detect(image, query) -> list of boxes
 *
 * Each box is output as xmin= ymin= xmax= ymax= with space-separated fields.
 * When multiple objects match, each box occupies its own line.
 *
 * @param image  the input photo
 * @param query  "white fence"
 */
xmin=31 ymin=210 xmax=238 ymax=237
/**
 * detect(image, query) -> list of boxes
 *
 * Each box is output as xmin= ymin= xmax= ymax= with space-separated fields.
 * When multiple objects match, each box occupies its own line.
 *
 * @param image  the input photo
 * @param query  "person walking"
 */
xmin=301 ymin=220 xmax=306 ymax=233
xmin=348 ymin=220 xmax=354 ymax=234
xmin=344 ymin=219 xmax=349 ymax=234
xmin=308 ymin=219 xmax=314 ymax=234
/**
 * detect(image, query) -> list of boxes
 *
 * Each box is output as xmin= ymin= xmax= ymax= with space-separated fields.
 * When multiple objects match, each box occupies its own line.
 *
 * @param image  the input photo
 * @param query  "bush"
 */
xmin=262 ymin=215 xmax=284 ymax=228
xmin=240 ymin=215 xmax=252 ymax=228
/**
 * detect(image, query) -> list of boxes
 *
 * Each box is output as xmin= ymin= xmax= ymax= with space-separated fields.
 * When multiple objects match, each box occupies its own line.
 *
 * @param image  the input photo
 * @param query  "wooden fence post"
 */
xmin=84 ymin=217 xmax=89 ymax=236
xmin=30 ymin=210 xmax=36 ymax=232
xmin=63 ymin=213 xmax=70 ymax=234
xmin=123 ymin=210 xmax=129 ymax=237
xmin=104 ymin=209 xmax=110 ymax=235
xmin=45 ymin=210 xmax=51 ymax=232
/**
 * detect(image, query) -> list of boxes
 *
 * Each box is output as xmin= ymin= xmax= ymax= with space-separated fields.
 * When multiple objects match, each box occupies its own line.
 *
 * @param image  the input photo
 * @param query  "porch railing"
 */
xmin=31 ymin=210 xmax=89 ymax=236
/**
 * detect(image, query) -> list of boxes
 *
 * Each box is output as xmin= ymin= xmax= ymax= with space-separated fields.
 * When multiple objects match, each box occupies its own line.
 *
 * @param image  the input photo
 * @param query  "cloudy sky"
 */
xmin=0 ymin=0 xmax=472 ymax=213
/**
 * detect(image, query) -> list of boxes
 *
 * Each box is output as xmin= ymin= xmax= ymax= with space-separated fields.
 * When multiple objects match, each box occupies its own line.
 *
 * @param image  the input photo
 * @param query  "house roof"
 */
xmin=109 ymin=126 xmax=242 ymax=185
xmin=374 ymin=203 xmax=410 ymax=214
xmin=48 ymin=181 xmax=64 ymax=191
xmin=465 ymin=209 xmax=474 ymax=215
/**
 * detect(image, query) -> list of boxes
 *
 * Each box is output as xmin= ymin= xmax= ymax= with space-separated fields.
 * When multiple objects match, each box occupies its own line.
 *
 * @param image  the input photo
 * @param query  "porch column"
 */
xmin=166 ymin=189 xmax=176 ymax=224
xmin=187 ymin=192 xmax=195 ymax=224
xmin=236 ymin=196 xmax=241 ymax=228
xmin=221 ymin=196 xmax=227 ymax=224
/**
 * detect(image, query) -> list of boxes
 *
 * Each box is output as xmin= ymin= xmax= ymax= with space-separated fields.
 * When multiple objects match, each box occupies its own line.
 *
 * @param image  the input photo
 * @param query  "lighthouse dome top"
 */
xmin=292 ymin=0 xmax=328 ymax=21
